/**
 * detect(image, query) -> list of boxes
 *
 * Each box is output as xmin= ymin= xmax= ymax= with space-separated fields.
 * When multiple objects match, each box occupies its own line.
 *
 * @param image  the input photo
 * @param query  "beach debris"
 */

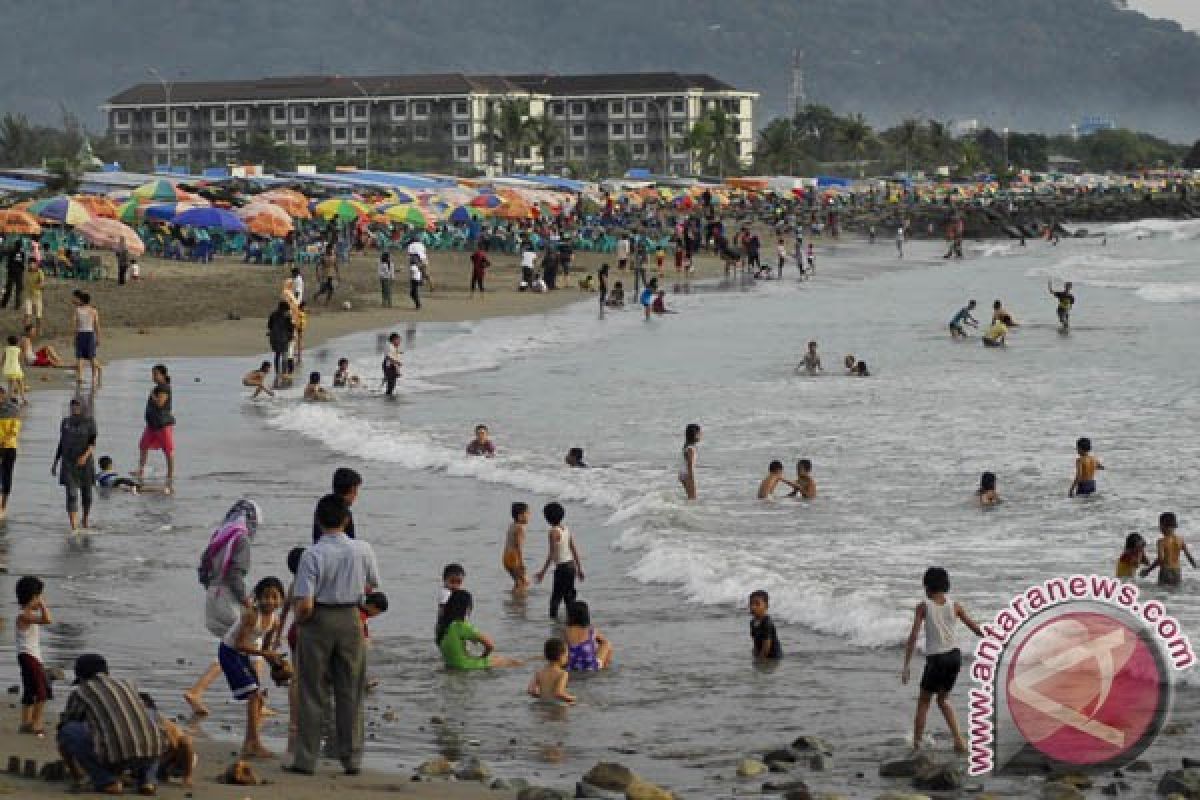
xmin=736 ymin=758 xmax=767 ymax=778
xmin=415 ymin=756 xmax=452 ymax=776
xmin=219 ymin=760 xmax=259 ymax=785
xmin=1158 ymin=768 xmax=1200 ymax=797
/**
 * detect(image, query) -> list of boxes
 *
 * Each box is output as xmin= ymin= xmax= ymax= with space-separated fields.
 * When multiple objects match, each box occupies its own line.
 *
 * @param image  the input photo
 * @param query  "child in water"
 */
xmin=503 ymin=503 xmax=530 ymax=595
xmin=797 ymin=341 xmax=822 ymax=375
xmin=1068 ymin=437 xmax=1103 ymax=497
xmin=749 ymin=589 xmax=782 ymax=660
xmin=757 ymin=460 xmax=792 ymax=499
xmin=789 ymin=459 xmax=817 ymax=499
xmin=1116 ymin=532 xmax=1149 ymax=579
xmin=563 ymin=600 xmax=613 ymax=671
xmin=303 ymin=372 xmax=332 ymax=402
xmin=218 ymin=576 xmax=285 ymax=758
xmin=901 ymin=567 xmax=983 ymax=754
xmin=332 ymin=358 xmax=361 ymax=389
xmin=437 ymin=589 xmax=522 ymax=669
xmin=1142 ymin=512 xmax=1195 ymax=586
xmin=527 ymin=639 xmax=575 ymax=704
xmin=977 ymin=472 xmax=999 ymax=508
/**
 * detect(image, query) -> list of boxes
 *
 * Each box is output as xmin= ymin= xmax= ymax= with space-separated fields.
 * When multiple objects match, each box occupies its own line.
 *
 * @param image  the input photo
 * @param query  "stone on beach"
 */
xmin=879 ymin=752 xmax=935 ymax=778
xmin=792 ymin=735 xmax=835 ymax=755
xmin=911 ymin=761 xmax=963 ymax=791
xmin=453 ymin=756 xmax=491 ymax=781
xmin=736 ymin=757 xmax=768 ymax=777
xmin=1158 ymin=768 xmax=1200 ymax=798
xmin=582 ymin=762 xmax=635 ymax=791
xmin=624 ymin=775 xmax=674 ymax=800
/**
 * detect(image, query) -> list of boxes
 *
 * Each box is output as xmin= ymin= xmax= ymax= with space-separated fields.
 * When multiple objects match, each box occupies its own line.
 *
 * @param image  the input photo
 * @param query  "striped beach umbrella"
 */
xmin=132 ymin=179 xmax=182 ymax=202
xmin=0 ymin=210 xmax=41 ymax=235
xmin=29 ymin=196 xmax=92 ymax=226
xmin=382 ymin=204 xmax=429 ymax=227
xmin=314 ymin=198 xmax=371 ymax=221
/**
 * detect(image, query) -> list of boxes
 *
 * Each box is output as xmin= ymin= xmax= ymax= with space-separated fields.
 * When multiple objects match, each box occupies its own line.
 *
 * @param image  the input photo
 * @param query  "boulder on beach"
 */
xmin=583 ymin=762 xmax=636 ymax=791
xmin=912 ymin=761 xmax=963 ymax=791
xmin=737 ymin=758 xmax=768 ymax=777
xmin=517 ymin=788 xmax=571 ymax=800
xmin=763 ymin=778 xmax=810 ymax=793
xmin=764 ymin=747 xmax=798 ymax=764
xmin=1158 ymin=768 xmax=1200 ymax=798
xmin=625 ymin=776 xmax=674 ymax=800
xmin=792 ymin=735 xmax=835 ymax=755
xmin=879 ymin=752 xmax=935 ymax=778
xmin=453 ymin=756 xmax=491 ymax=781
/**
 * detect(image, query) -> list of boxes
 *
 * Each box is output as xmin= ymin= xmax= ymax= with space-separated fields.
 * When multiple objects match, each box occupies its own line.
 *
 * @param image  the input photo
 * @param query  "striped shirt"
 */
xmin=62 ymin=675 xmax=164 ymax=764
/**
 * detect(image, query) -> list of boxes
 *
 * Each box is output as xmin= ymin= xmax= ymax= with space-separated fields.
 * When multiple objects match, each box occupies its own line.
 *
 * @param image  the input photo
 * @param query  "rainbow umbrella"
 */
xmin=314 ymin=198 xmax=370 ymax=221
xmin=382 ymin=204 xmax=429 ymax=227
xmin=469 ymin=193 xmax=503 ymax=209
xmin=116 ymin=198 xmax=145 ymax=224
xmin=0 ymin=210 xmax=41 ymax=235
xmin=73 ymin=195 xmax=118 ymax=220
xmin=144 ymin=202 xmax=198 ymax=223
xmin=132 ymin=179 xmax=182 ymax=202
xmin=29 ymin=196 xmax=92 ymax=226
xmin=447 ymin=205 xmax=479 ymax=224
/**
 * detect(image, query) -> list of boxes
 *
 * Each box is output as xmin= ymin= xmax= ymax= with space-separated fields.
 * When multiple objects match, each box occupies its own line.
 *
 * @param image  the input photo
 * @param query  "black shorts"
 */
xmin=920 ymin=648 xmax=962 ymax=694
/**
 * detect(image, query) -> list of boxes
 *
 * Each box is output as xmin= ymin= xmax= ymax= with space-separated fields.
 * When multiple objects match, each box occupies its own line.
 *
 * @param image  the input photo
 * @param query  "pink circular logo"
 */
xmin=1004 ymin=611 xmax=1169 ymax=767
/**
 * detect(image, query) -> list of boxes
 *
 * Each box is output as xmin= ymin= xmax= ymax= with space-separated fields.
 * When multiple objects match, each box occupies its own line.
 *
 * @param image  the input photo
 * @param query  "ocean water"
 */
xmin=4 ymin=224 xmax=1198 ymax=798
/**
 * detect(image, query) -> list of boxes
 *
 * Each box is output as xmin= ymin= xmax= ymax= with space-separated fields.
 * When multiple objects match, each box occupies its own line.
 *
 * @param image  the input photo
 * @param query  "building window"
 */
xmin=414 ymin=102 xmax=430 ymax=117
xmin=550 ymin=102 xmax=564 ymax=117
xmin=611 ymin=123 xmax=625 ymax=136
xmin=272 ymin=106 xmax=287 ymax=122
xmin=155 ymin=153 xmax=169 ymax=167
xmin=211 ymin=108 xmax=226 ymax=123
xmin=454 ymin=123 xmax=469 ymax=137
xmin=332 ymin=104 xmax=346 ymax=120
xmin=552 ymin=145 xmax=565 ymax=158
xmin=294 ymin=128 xmax=308 ymax=142
xmin=351 ymin=103 xmax=367 ymax=120
xmin=115 ymin=110 xmax=130 ymax=126
xmin=391 ymin=101 xmax=406 ymax=118
xmin=414 ymin=124 xmax=429 ymax=141
xmin=353 ymin=126 xmax=367 ymax=140
xmin=671 ymin=98 xmax=685 ymax=114
xmin=454 ymin=100 xmax=468 ymax=115
xmin=292 ymin=106 xmax=307 ymax=122
xmin=571 ymin=124 xmax=584 ymax=138
xmin=333 ymin=127 xmax=347 ymax=142
xmin=455 ymin=145 xmax=469 ymax=159
xmin=570 ymin=102 xmax=584 ymax=116
xmin=572 ymin=145 xmax=585 ymax=157
xmin=393 ymin=125 xmax=408 ymax=141
xmin=273 ymin=129 xmax=287 ymax=143
xmin=521 ymin=145 xmax=531 ymax=159
xmin=632 ymin=122 xmax=645 ymax=136
xmin=154 ymin=110 xmax=167 ymax=125
xmin=633 ymin=143 xmax=646 ymax=157
xmin=213 ymin=130 xmax=227 ymax=144
xmin=233 ymin=107 xmax=247 ymax=123
xmin=730 ymin=99 xmax=741 ymax=113
xmin=174 ymin=131 xmax=188 ymax=145
xmin=610 ymin=101 xmax=624 ymax=115
xmin=732 ymin=120 xmax=741 ymax=135
xmin=117 ymin=132 xmax=130 ymax=146
xmin=174 ymin=109 xmax=188 ymax=125
xmin=232 ymin=130 xmax=246 ymax=144
xmin=670 ymin=121 xmax=685 ymax=136
xmin=630 ymin=100 xmax=645 ymax=114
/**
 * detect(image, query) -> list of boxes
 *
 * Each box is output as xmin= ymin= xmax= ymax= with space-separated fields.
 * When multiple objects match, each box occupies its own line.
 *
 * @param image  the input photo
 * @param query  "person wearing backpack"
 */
xmin=184 ymin=499 xmax=262 ymax=717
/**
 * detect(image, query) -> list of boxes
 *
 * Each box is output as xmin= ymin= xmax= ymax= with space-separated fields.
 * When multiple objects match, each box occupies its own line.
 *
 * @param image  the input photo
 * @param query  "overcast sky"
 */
xmin=1128 ymin=0 xmax=1200 ymax=30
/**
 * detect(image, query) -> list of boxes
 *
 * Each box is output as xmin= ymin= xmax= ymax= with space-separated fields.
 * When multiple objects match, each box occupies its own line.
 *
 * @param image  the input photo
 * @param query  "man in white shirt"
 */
xmin=616 ymin=235 xmax=630 ymax=271
xmin=406 ymin=239 xmax=432 ymax=291
xmin=519 ymin=245 xmax=538 ymax=290
xmin=289 ymin=267 xmax=305 ymax=304
xmin=408 ymin=258 xmax=422 ymax=310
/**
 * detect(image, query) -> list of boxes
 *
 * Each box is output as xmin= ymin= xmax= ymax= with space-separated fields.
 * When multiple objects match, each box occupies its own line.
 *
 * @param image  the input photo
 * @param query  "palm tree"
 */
xmin=611 ymin=142 xmax=632 ymax=176
xmin=839 ymin=113 xmax=873 ymax=177
xmin=958 ymin=140 xmax=984 ymax=178
xmin=898 ymin=118 xmax=923 ymax=176
xmin=685 ymin=109 xmax=740 ymax=177
xmin=477 ymin=98 xmax=533 ymax=175
xmin=0 ymin=113 xmax=35 ymax=166
xmin=44 ymin=157 xmax=83 ymax=194
xmin=527 ymin=114 xmax=562 ymax=173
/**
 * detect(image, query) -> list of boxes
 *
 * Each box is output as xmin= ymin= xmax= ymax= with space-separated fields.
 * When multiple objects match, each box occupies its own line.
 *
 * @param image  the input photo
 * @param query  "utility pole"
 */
xmin=788 ymin=49 xmax=805 ymax=175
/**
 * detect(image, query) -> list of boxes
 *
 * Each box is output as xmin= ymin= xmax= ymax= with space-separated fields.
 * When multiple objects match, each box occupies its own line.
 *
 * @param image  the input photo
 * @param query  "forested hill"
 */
xmin=5 ymin=0 xmax=1199 ymax=138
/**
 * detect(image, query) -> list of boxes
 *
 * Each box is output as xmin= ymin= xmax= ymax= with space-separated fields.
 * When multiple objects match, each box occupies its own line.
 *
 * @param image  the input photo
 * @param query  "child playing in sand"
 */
xmin=1 ymin=335 xmax=26 ymax=405
xmin=749 ymin=589 xmax=782 ymax=660
xmin=535 ymin=502 xmax=585 ymax=619
xmin=503 ymin=503 xmax=530 ymax=595
xmin=1142 ymin=512 xmax=1196 ymax=586
xmin=437 ymin=589 xmax=522 ymax=669
xmin=977 ymin=472 xmax=999 ymax=508
xmin=140 ymin=693 xmax=195 ymax=788
xmin=1068 ymin=437 xmax=1104 ymax=497
xmin=564 ymin=600 xmax=613 ymax=671
xmin=16 ymin=575 xmax=52 ymax=735
xmin=789 ymin=459 xmax=817 ymax=499
xmin=528 ymin=639 xmax=575 ymax=704
xmin=303 ymin=372 xmax=332 ymax=402
xmin=218 ymin=576 xmax=285 ymax=758
xmin=243 ymin=361 xmax=275 ymax=399
xmin=1117 ymin=532 xmax=1149 ymax=579
xmin=797 ymin=341 xmax=822 ymax=375
xmin=757 ymin=460 xmax=794 ymax=499
xmin=901 ymin=567 xmax=983 ymax=754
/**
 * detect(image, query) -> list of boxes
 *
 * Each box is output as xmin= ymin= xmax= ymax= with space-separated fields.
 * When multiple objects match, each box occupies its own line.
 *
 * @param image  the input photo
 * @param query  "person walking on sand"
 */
xmin=136 ymin=364 xmax=175 ymax=486
xmin=51 ymin=397 xmax=97 ymax=535
xmin=1 ymin=238 xmax=25 ymax=311
xmin=470 ymin=244 xmax=490 ymax=296
xmin=72 ymin=292 xmax=100 ymax=387
xmin=23 ymin=259 xmax=44 ymax=328
xmin=679 ymin=423 xmax=701 ymax=500
xmin=377 ymin=252 xmax=394 ymax=308
xmin=408 ymin=254 xmax=423 ymax=310
xmin=184 ymin=499 xmax=263 ymax=717
xmin=115 ymin=238 xmax=130 ymax=286
xmin=407 ymin=236 xmax=432 ymax=292
xmin=288 ymin=493 xmax=381 ymax=776
xmin=266 ymin=302 xmax=294 ymax=383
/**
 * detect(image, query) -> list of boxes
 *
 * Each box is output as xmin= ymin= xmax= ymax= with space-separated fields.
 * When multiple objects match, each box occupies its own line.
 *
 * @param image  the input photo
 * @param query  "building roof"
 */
xmin=106 ymin=72 xmax=747 ymax=106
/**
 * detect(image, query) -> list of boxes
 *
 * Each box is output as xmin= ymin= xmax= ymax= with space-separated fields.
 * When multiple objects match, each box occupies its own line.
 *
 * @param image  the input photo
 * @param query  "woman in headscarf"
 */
xmin=50 ymin=396 xmax=97 ymax=534
xmin=184 ymin=499 xmax=262 ymax=716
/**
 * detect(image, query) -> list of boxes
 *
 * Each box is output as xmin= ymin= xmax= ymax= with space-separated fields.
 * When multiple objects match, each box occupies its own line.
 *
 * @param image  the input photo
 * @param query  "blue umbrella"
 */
xmin=172 ymin=207 xmax=247 ymax=232
xmin=143 ymin=203 xmax=186 ymax=222
xmin=448 ymin=205 xmax=476 ymax=224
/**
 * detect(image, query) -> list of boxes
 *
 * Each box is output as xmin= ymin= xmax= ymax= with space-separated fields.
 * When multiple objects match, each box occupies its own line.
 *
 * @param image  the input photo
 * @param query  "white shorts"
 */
xmin=23 ymin=293 xmax=42 ymax=319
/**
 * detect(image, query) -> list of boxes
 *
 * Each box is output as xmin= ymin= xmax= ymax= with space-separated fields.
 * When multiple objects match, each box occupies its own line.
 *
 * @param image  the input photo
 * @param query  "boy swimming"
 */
xmin=1142 ymin=512 xmax=1195 ymax=586
xmin=796 ymin=341 xmax=822 ymax=375
xmin=948 ymin=300 xmax=978 ymax=338
xmin=748 ymin=590 xmax=782 ymax=660
xmin=527 ymin=639 xmax=575 ymax=704
xmin=757 ymin=460 xmax=797 ymax=499
xmin=788 ymin=459 xmax=817 ymax=499
xmin=1068 ymin=437 xmax=1103 ymax=497
xmin=1116 ymin=532 xmax=1149 ymax=579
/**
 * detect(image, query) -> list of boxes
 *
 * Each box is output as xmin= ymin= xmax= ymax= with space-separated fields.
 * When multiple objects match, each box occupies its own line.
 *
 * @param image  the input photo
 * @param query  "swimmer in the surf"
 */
xmin=844 ymin=354 xmax=857 ymax=374
xmin=853 ymin=360 xmax=870 ymax=377
xmin=243 ymin=361 xmax=275 ymax=398
xmin=788 ymin=459 xmax=816 ymax=499
xmin=303 ymin=371 xmax=333 ymax=402
xmin=1048 ymin=280 xmax=1075 ymax=330
xmin=948 ymin=301 xmax=978 ymax=338
xmin=796 ymin=341 xmax=822 ymax=375
xmin=991 ymin=300 xmax=1017 ymax=328
xmin=982 ymin=319 xmax=1007 ymax=347
xmin=503 ymin=502 xmax=530 ymax=595
xmin=1068 ymin=437 xmax=1103 ymax=498
xmin=757 ymin=461 xmax=798 ymax=499
xmin=564 ymin=448 xmax=588 ymax=468
xmin=977 ymin=472 xmax=999 ymax=508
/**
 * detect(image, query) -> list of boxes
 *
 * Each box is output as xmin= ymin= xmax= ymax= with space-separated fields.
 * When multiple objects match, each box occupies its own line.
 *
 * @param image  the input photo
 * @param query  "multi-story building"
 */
xmin=101 ymin=72 xmax=757 ymax=176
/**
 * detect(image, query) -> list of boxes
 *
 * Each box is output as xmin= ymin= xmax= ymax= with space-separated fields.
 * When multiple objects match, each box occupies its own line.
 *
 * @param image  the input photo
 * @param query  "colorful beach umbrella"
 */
xmin=77 ymin=218 xmax=145 ymax=256
xmin=29 ymin=196 xmax=92 ymax=226
xmin=469 ymin=193 xmax=503 ymax=209
xmin=172 ymin=207 xmax=247 ymax=231
xmin=132 ymin=179 xmax=183 ymax=202
xmin=143 ymin=202 xmax=201 ymax=223
xmin=73 ymin=195 xmax=118 ymax=220
xmin=314 ymin=198 xmax=370 ymax=221
xmin=237 ymin=203 xmax=294 ymax=236
xmin=382 ymin=204 xmax=429 ymax=227
xmin=0 ymin=210 xmax=41 ymax=235
xmin=447 ymin=205 xmax=479 ymax=224
xmin=258 ymin=189 xmax=311 ymax=218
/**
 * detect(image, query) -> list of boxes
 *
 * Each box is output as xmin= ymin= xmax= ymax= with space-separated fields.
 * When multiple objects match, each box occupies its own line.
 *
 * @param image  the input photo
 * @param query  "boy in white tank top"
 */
xmin=901 ymin=567 xmax=984 ymax=754
xmin=534 ymin=502 xmax=584 ymax=619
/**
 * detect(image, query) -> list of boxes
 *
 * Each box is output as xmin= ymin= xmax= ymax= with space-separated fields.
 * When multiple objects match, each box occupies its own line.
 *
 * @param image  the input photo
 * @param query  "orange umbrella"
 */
xmin=259 ymin=189 xmax=311 ymax=219
xmin=0 ymin=210 xmax=41 ymax=235
xmin=495 ymin=200 xmax=533 ymax=220
xmin=73 ymin=195 xmax=118 ymax=219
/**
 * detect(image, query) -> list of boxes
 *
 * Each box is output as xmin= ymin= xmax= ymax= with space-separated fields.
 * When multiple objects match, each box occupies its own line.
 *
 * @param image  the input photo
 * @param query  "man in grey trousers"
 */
xmin=287 ymin=494 xmax=381 ymax=775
